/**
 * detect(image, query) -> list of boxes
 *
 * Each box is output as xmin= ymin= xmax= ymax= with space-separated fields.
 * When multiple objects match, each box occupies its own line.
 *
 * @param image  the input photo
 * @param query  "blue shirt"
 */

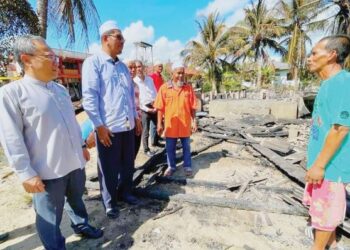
xmin=82 ymin=50 xmax=137 ymax=133
xmin=0 ymin=75 xmax=85 ymax=181
xmin=307 ymin=70 xmax=350 ymax=183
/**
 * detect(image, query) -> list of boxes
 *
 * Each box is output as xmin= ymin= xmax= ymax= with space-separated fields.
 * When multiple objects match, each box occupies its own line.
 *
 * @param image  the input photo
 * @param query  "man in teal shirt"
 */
xmin=304 ymin=35 xmax=350 ymax=250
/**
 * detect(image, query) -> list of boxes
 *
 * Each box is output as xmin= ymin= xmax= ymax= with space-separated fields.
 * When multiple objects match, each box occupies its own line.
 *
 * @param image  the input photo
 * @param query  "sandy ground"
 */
xmin=1 ymin=117 xmax=350 ymax=249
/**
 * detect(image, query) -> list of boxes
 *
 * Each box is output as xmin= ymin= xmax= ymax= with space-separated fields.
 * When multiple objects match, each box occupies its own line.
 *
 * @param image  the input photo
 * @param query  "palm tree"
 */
xmin=324 ymin=0 xmax=350 ymax=34
xmin=277 ymin=0 xmax=327 ymax=82
xmin=0 ymin=0 xmax=40 ymax=76
xmin=181 ymin=12 xmax=231 ymax=93
xmin=1 ymin=0 xmax=39 ymax=37
xmin=36 ymin=0 xmax=100 ymax=47
xmin=229 ymin=0 xmax=287 ymax=87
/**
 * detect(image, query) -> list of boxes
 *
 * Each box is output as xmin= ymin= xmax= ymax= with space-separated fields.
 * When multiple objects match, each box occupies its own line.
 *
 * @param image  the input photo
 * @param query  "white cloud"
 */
xmin=120 ymin=21 xmax=155 ymax=62
xmin=123 ymin=21 xmax=154 ymax=43
xmin=225 ymin=9 xmax=245 ymax=26
xmin=196 ymin=0 xmax=244 ymax=17
xmin=89 ymin=20 xmax=187 ymax=64
xmin=153 ymin=37 xmax=184 ymax=63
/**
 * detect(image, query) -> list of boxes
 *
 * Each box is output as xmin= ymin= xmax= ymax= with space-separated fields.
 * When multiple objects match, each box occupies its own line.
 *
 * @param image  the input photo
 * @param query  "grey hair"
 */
xmin=319 ymin=35 xmax=350 ymax=64
xmin=13 ymin=35 xmax=46 ymax=69
xmin=126 ymin=60 xmax=135 ymax=66
xmin=134 ymin=60 xmax=143 ymax=66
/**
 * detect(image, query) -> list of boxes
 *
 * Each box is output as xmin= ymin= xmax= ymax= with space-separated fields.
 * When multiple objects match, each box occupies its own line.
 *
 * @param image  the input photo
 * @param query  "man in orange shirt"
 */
xmin=154 ymin=63 xmax=197 ymax=177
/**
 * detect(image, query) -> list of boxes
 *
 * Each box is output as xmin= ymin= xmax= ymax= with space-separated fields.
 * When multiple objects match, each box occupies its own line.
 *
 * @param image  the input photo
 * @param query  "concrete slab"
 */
xmin=208 ymin=100 xmax=270 ymax=120
xmin=208 ymin=99 xmax=299 ymax=120
xmin=270 ymin=101 xmax=298 ymax=120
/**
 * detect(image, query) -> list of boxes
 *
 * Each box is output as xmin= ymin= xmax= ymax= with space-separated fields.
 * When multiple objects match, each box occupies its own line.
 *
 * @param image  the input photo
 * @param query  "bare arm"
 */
xmin=191 ymin=109 xmax=197 ymax=133
xmin=157 ymin=110 xmax=164 ymax=136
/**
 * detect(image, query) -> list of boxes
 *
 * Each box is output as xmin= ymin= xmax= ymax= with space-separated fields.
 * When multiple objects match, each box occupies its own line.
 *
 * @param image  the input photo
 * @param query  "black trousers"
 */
xmin=141 ymin=111 xmax=159 ymax=152
xmin=96 ymin=129 xmax=135 ymax=210
xmin=134 ymin=133 xmax=141 ymax=159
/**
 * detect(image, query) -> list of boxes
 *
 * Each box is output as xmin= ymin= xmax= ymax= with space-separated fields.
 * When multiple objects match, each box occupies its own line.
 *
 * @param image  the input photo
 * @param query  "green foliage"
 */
xmin=182 ymin=12 xmax=230 ymax=93
xmin=277 ymin=0 xmax=326 ymax=80
xmin=0 ymin=1 xmax=40 ymax=77
xmin=221 ymin=71 xmax=241 ymax=91
xmin=43 ymin=0 xmax=100 ymax=48
xmin=229 ymin=0 xmax=287 ymax=88
xmin=261 ymin=65 xmax=275 ymax=88
xmin=202 ymin=81 xmax=212 ymax=93
xmin=161 ymin=65 xmax=172 ymax=82
xmin=0 ymin=0 xmax=40 ymax=38
xmin=229 ymin=0 xmax=287 ymax=62
xmin=299 ymin=68 xmax=320 ymax=89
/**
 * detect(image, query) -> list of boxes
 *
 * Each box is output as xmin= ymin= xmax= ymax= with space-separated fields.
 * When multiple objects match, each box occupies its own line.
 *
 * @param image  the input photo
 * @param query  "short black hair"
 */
xmin=319 ymin=35 xmax=350 ymax=64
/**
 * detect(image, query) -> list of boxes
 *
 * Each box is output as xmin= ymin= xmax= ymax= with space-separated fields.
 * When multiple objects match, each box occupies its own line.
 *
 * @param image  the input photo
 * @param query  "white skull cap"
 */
xmin=99 ymin=20 xmax=119 ymax=36
xmin=171 ymin=61 xmax=185 ymax=71
xmin=154 ymin=60 xmax=163 ymax=66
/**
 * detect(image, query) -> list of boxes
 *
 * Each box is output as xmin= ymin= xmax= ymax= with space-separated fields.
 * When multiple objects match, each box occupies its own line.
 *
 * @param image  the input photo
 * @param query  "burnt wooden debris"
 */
xmin=83 ymin=112 xmax=350 ymax=235
xmin=134 ymin=188 xmax=308 ymax=217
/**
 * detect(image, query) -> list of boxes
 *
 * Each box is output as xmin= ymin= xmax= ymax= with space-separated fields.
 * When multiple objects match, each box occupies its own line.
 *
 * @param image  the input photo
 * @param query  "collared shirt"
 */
xmin=82 ymin=50 xmax=137 ymax=133
xmin=133 ymin=81 xmax=141 ymax=118
xmin=307 ymin=70 xmax=350 ymax=183
xmin=80 ymin=81 xmax=141 ymax=140
xmin=149 ymin=72 xmax=164 ymax=92
xmin=154 ymin=82 xmax=197 ymax=138
xmin=134 ymin=75 xmax=157 ymax=112
xmin=0 ymin=75 xmax=85 ymax=181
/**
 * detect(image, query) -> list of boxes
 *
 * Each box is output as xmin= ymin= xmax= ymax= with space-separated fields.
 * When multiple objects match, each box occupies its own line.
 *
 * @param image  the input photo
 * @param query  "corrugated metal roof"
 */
xmin=272 ymin=61 xmax=290 ymax=70
xmin=52 ymin=48 xmax=90 ymax=60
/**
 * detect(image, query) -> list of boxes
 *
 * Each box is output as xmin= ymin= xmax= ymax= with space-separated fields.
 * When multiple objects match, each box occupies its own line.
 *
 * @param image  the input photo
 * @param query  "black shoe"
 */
xmin=0 ymin=232 xmax=9 ymax=243
xmin=144 ymin=150 xmax=155 ymax=157
xmin=152 ymin=143 xmax=164 ymax=148
xmin=122 ymin=194 xmax=140 ymax=205
xmin=73 ymin=224 xmax=103 ymax=239
xmin=106 ymin=208 xmax=119 ymax=219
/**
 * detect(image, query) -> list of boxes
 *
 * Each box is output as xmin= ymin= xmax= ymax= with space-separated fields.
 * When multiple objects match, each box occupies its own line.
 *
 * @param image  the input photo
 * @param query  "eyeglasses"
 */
xmin=27 ymin=54 xmax=59 ymax=63
xmin=108 ymin=34 xmax=125 ymax=41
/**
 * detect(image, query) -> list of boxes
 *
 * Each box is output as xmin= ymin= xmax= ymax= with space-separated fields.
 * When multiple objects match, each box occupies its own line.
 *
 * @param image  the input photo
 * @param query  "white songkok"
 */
xmin=154 ymin=60 xmax=163 ymax=66
xmin=99 ymin=20 xmax=119 ymax=36
xmin=171 ymin=61 xmax=185 ymax=71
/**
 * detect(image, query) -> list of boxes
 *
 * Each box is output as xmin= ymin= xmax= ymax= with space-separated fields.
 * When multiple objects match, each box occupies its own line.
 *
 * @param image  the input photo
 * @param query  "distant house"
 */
xmin=271 ymin=61 xmax=297 ymax=86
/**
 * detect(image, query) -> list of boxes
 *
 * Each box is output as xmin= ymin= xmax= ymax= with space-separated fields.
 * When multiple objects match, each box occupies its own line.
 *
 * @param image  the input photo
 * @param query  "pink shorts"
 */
xmin=303 ymin=180 xmax=346 ymax=231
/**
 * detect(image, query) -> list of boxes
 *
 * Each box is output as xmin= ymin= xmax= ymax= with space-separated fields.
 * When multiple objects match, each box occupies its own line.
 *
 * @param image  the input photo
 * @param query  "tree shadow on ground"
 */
xmin=2 ymin=194 xmax=171 ymax=250
xmin=1 ymin=222 xmax=42 ymax=250
xmin=3 ymin=144 xmax=221 ymax=249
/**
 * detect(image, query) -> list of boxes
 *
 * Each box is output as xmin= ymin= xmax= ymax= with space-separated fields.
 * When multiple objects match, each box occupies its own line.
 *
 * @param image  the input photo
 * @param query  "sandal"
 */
xmin=304 ymin=225 xmax=314 ymax=240
xmin=164 ymin=167 xmax=175 ymax=176
xmin=184 ymin=168 xmax=193 ymax=177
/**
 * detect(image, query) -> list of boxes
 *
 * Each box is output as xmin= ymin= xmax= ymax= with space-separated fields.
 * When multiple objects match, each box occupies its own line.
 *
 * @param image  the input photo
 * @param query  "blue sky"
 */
xmin=27 ymin=0 xmax=336 ymax=62
xmin=27 ymin=0 xmax=252 ymax=62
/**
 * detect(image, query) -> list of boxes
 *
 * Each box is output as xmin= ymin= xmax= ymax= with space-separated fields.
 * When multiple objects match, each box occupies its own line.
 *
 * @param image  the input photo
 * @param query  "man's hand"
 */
xmin=96 ymin=125 xmax=113 ymax=147
xmin=83 ymin=148 xmax=90 ymax=161
xmin=157 ymin=123 xmax=164 ymax=136
xmin=149 ymin=108 xmax=157 ymax=113
xmin=22 ymin=176 xmax=45 ymax=193
xmin=86 ymin=132 xmax=96 ymax=149
xmin=135 ymin=118 xmax=142 ymax=136
xmin=192 ymin=120 xmax=198 ymax=133
xmin=305 ymin=165 xmax=325 ymax=185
